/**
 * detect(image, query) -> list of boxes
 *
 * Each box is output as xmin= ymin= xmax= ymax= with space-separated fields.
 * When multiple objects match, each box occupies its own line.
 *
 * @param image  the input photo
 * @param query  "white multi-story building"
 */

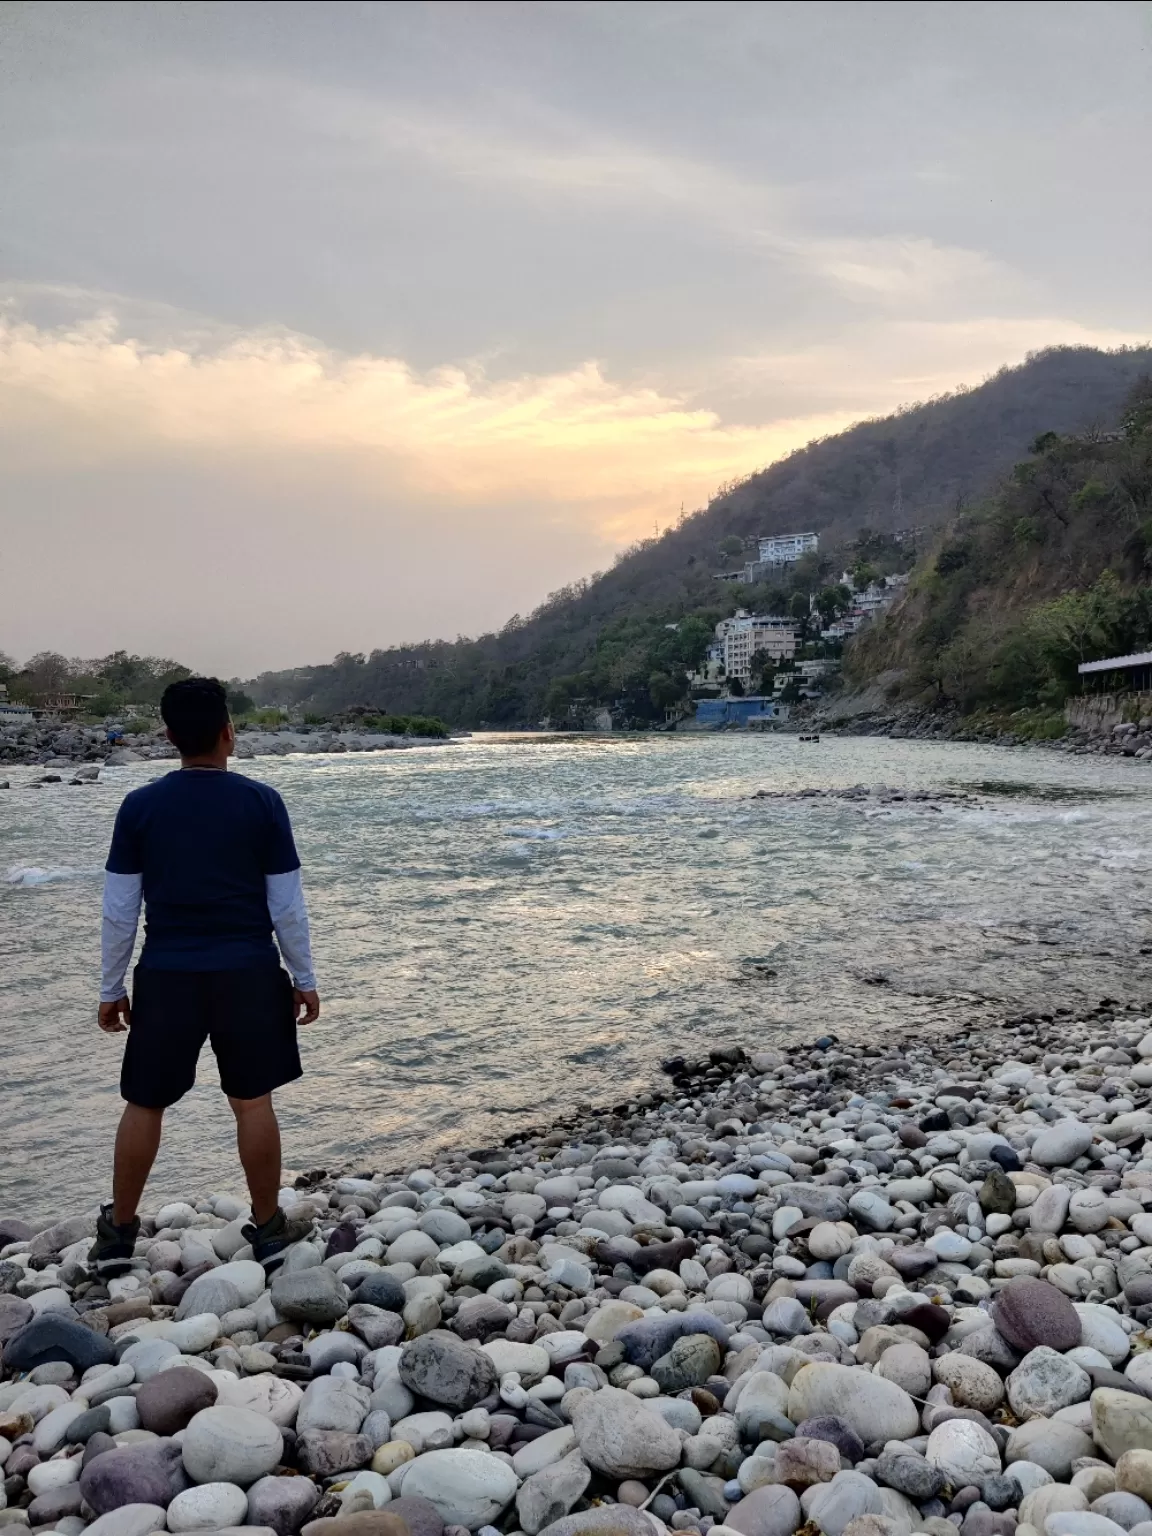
xmin=757 ymin=532 xmax=818 ymax=566
xmin=716 ymin=611 xmax=798 ymax=684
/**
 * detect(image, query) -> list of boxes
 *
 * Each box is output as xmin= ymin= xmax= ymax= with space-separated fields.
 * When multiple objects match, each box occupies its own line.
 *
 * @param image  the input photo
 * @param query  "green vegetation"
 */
xmin=849 ymin=377 xmax=1152 ymax=714
xmin=357 ymin=713 xmax=450 ymax=738
xmin=0 ymin=650 xmax=192 ymax=717
xmin=243 ymin=347 xmax=1152 ymax=728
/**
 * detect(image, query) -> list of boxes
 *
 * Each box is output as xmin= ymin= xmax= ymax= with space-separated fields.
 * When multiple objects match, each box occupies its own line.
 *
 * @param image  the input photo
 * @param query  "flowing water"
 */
xmin=3 ymin=732 xmax=1151 ymax=1217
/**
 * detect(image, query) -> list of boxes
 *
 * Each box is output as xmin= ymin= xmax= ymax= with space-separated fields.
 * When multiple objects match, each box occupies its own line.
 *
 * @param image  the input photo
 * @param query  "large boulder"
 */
xmin=136 ymin=1366 xmax=219 ymax=1435
xmin=80 ymin=1440 xmax=189 ymax=1514
xmin=270 ymin=1268 xmax=348 ymax=1327
xmin=516 ymin=1451 xmax=592 ymax=1536
xmin=181 ymin=1406 xmax=284 ymax=1486
xmin=247 ymin=1475 xmax=322 ymax=1536
xmin=398 ymin=1331 xmax=498 ymax=1410
xmin=296 ymin=1377 xmax=371 ymax=1435
xmin=788 ymin=1364 xmax=919 ymax=1446
xmin=1093 ymin=1389 xmax=1152 ymax=1461
xmin=569 ymin=1387 xmax=681 ymax=1480
xmin=993 ymin=1279 xmax=1081 ymax=1354
xmin=399 ymin=1449 xmax=519 ymax=1527
xmin=3 ymin=1313 xmax=116 ymax=1373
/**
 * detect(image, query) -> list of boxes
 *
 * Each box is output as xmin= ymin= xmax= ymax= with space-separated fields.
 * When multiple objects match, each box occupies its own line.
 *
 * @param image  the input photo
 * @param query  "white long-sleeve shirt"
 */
xmin=101 ymin=868 xmax=317 ymax=1002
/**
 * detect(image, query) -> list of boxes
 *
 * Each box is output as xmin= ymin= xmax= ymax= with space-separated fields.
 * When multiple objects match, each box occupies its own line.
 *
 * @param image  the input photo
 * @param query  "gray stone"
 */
xmin=536 ymin=1509 xmax=658 ymax=1536
xmin=1007 ymin=1418 xmax=1096 ymax=1479
xmin=270 ymin=1268 xmax=349 ymax=1326
xmin=246 ymin=1474 xmax=322 ymax=1535
xmin=569 ymin=1386 xmax=681 ymax=1479
xmin=875 ymin=1450 xmax=946 ymax=1501
xmin=82 ymin=1505 xmax=169 ymax=1536
xmin=1092 ymin=1494 xmax=1152 ymax=1531
xmin=353 ymin=1272 xmax=407 ymax=1313
xmin=651 ymin=1333 xmax=723 ymax=1392
xmin=516 ymin=1451 xmax=592 ymax=1536
xmin=1008 ymin=1348 xmax=1092 ymax=1419
xmin=174 ymin=1274 xmax=243 ymax=1322
xmin=788 ymin=1363 xmax=919 ymax=1445
xmin=726 ymin=1483 xmax=803 ymax=1536
xmin=348 ymin=1304 xmax=405 ymax=1350
xmin=67 ymin=1404 xmax=114 ymax=1442
xmin=614 ymin=1310 xmax=730 ymax=1371
xmin=297 ymin=1376 xmax=371 ymax=1434
xmin=80 ymin=1440 xmax=189 ymax=1514
xmin=181 ymin=1405 xmax=284 ymax=1486
xmin=398 ymin=1330 xmax=498 ymax=1410
xmin=1032 ymin=1122 xmax=1094 ymax=1166
xmin=3 ymin=1313 xmax=116 ymax=1372
xmin=1031 ymin=1185 xmax=1073 ymax=1233
xmin=1094 ymin=1390 xmax=1152 ymax=1461
xmin=399 ymin=1448 xmax=519 ymax=1527
xmin=806 ymin=1472 xmax=885 ymax=1536
xmin=295 ymin=1430 xmax=375 ymax=1477
xmin=926 ymin=1420 xmax=1001 ymax=1485
xmin=1046 ymin=1518 xmax=1128 ymax=1536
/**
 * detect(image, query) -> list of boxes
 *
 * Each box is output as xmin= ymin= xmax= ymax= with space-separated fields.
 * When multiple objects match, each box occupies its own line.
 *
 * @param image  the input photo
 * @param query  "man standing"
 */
xmin=91 ymin=677 xmax=320 ymax=1273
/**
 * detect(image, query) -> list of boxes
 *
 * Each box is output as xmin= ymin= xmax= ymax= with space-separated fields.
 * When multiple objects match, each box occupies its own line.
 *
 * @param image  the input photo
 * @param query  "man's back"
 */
xmin=107 ymin=767 xmax=299 ymax=969
xmin=94 ymin=676 xmax=319 ymax=1278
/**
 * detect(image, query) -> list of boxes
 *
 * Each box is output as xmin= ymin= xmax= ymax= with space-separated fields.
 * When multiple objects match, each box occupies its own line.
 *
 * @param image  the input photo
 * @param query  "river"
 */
xmin=2 ymin=732 xmax=1150 ymax=1217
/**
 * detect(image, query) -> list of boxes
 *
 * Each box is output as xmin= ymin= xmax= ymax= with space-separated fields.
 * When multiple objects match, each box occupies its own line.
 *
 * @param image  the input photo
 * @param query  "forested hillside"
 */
xmin=847 ymin=378 xmax=1152 ymax=716
xmin=246 ymin=345 xmax=1152 ymax=727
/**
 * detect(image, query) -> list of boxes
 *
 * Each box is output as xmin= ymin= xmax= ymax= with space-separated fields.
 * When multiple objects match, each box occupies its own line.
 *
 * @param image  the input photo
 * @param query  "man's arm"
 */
xmin=266 ymin=870 xmax=320 ymax=1024
xmin=100 ymin=871 xmax=142 ymax=1031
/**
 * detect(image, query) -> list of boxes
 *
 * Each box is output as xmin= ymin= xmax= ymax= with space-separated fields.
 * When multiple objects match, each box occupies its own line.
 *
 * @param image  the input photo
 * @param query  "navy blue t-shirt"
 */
xmin=106 ymin=768 xmax=300 ymax=971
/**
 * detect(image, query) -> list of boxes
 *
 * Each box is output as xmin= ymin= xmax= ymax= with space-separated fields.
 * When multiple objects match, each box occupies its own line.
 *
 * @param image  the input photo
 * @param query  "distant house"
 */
xmin=757 ymin=532 xmax=818 ymax=566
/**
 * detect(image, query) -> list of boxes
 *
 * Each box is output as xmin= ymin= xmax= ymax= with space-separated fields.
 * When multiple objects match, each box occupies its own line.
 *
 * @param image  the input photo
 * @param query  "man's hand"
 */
xmin=294 ymin=988 xmax=320 ymax=1025
xmin=98 ymin=997 xmax=131 ymax=1033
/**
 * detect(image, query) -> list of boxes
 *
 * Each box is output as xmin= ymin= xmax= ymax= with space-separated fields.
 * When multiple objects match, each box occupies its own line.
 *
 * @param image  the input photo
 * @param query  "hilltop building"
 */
xmin=758 ymin=532 xmax=818 ymax=565
xmin=713 ymin=531 xmax=820 ymax=585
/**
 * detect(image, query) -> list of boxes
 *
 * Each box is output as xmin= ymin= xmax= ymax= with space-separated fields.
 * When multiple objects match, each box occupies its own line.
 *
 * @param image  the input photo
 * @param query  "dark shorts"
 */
xmin=122 ymin=964 xmax=302 ymax=1108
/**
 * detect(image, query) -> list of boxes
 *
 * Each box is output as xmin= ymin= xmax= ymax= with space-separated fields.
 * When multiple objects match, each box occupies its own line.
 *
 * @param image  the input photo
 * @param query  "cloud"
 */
xmin=0 ymin=310 xmax=857 ymax=541
xmin=279 ymin=84 xmax=1007 ymax=305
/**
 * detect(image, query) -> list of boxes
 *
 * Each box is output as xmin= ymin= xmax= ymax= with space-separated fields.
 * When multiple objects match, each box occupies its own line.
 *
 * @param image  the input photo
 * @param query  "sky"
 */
xmin=2 ymin=1 xmax=1150 ymax=677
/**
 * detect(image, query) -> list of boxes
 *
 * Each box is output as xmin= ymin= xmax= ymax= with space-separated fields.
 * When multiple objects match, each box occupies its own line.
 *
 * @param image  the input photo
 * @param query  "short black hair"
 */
xmin=161 ymin=676 xmax=230 ymax=756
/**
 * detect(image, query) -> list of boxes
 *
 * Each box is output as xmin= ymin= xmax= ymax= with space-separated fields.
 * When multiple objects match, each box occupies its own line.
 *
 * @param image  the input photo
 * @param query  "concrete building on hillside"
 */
xmin=758 ymin=532 xmax=818 ymax=566
xmin=716 ymin=611 xmax=798 ymax=685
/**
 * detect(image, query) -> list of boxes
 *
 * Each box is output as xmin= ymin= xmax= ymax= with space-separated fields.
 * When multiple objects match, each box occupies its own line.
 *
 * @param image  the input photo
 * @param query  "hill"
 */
xmin=844 ymin=375 xmax=1152 ymax=723
xmin=246 ymin=344 xmax=1152 ymax=726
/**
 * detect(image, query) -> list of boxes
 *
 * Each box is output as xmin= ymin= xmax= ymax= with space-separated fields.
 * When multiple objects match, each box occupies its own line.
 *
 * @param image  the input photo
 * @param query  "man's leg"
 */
xmin=112 ymin=1103 xmax=164 ymax=1224
xmin=229 ymin=1093 xmax=282 ymax=1226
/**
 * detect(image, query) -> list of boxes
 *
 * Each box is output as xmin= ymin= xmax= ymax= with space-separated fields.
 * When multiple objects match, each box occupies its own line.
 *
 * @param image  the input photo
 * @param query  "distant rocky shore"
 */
xmin=0 ymin=724 xmax=454 ymax=775
xmin=3 ymin=1005 xmax=1152 ymax=1536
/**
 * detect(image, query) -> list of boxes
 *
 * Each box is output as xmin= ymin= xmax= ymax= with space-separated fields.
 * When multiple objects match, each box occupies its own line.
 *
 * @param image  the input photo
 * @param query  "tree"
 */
xmin=648 ymin=671 xmax=680 ymax=711
xmin=815 ymin=585 xmax=852 ymax=624
xmin=226 ymin=688 xmax=255 ymax=716
xmin=719 ymin=535 xmax=744 ymax=559
xmin=727 ymin=676 xmax=745 ymax=696
xmin=851 ymin=561 xmax=881 ymax=589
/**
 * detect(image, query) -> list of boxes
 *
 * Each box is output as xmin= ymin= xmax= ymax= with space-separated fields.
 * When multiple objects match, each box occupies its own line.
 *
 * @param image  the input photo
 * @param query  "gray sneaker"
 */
xmin=88 ymin=1204 xmax=141 ymax=1276
xmin=243 ymin=1209 xmax=315 ymax=1271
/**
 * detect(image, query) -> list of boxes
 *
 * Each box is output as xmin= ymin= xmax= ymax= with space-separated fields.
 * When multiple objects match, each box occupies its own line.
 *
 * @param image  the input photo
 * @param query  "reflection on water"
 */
xmin=2 ymin=733 xmax=1151 ymax=1215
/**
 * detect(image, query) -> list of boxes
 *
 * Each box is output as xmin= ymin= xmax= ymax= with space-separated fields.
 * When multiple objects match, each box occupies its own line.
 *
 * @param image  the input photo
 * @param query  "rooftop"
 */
xmin=1078 ymin=651 xmax=1152 ymax=675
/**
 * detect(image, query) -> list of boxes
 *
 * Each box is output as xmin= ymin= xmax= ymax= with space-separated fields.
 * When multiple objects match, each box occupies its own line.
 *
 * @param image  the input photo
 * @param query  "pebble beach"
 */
xmin=4 ymin=1008 xmax=1152 ymax=1536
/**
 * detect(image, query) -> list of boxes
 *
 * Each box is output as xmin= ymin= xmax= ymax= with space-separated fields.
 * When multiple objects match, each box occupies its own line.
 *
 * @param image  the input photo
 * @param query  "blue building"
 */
xmin=693 ymin=696 xmax=783 ymax=727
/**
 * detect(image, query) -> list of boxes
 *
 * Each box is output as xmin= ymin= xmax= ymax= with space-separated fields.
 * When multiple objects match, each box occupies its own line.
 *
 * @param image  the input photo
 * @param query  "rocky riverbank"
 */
xmin=5 ymin=1008 xmax=1152 ymax=1536
xmin=0 ymin=725 xmax=453 ymax=773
